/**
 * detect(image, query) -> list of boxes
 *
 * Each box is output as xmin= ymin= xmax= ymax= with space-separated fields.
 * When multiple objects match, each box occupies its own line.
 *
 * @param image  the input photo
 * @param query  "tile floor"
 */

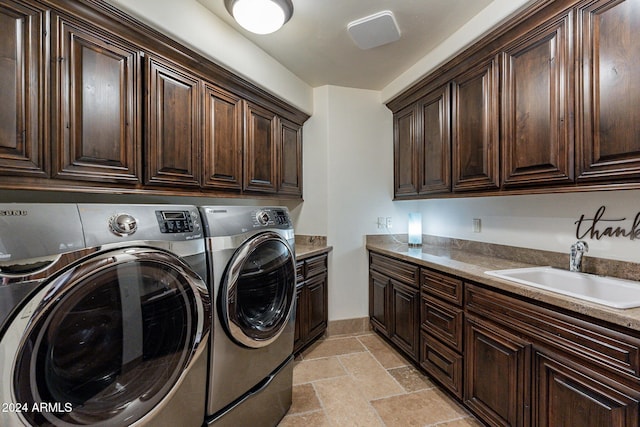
xmin=279 ymin=333 xmax=483 ymax=427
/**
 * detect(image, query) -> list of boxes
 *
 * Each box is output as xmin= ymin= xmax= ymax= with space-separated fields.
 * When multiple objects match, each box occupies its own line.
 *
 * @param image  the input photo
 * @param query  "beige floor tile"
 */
xmin=278 ymin=410 xmax=331 ymax=427
xmin=371 ymin=388 xmax=469 ymax=427
xmin=339 ymin=352 xmax=404 ymax=400
xmin=388 ymin=365 xmax=434 ymax=393
xmin=281 ymin=333 xmax=483 ymax=427
xmin=314 ymin=376 xmax=384 ymax=427
xmin=302 ymin=336 xmax=366 ymax=359
xmin=293 ymin=357 xmax=346 ymax=385
xmin=437 ymin=417 xmax=485 ymax=427
xmin=357 ymin=334 xmax=410 ymax=369
xmin=288 ymin=384 xmax=322 ymax=414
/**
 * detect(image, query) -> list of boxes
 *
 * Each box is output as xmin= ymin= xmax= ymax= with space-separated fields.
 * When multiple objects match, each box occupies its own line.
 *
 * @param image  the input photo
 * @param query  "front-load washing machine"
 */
xmin=0 ymin=203 xmax=210 ymax=427
xmin=200 ymin=206 xmax=296 ymax=427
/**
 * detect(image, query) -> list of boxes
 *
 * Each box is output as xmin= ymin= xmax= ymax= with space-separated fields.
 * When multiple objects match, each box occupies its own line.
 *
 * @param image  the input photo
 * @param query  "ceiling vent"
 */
xmin=347 ymin=10 xmax=401 ymax=50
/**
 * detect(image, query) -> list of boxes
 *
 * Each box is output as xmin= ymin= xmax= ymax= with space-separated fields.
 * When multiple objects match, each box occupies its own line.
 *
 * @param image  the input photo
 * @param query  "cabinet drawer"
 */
xmin=420 ymin=330 xmax=463 ymax=399
xmin=370 ymin=253 xmax=419 ymax=288
xmin=421 ymin=294 xmax=463 ymax=352
xmin=466 ymin=283 xmax=640 ymax=380
xmin=422 ymin=269 xmax=463 ymax=306
xmin=305 ymin=254 xmax=327 ymax=278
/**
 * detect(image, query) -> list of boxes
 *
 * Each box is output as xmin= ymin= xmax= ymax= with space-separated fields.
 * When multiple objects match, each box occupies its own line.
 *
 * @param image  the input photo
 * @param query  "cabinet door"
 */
xmin=279 ymin=118 xmax=302 ymax=196
xmin=501 ymin=11 xmax=574 ymax=187
xmin=390 ymin=280 xmax=419 ymax=361
xmin=452 ymin=58 xmax=499 ymax=191
xmin=369 ymin=270 xmax=390 ymax=336
xmin=202 ymin=83 xmax=242 ymax=190
xmin=577 ymin=0 xmax=640 ymax=182
xmin=418 ymin=84 xmax=451 ymax=195
xmin=293 ymin=283 xmax=305 ymax=354
xmin=52 ymin=15 xmax=141 ymax=184
xmin=0 ymin=0 xmax=48 ymax=178
xmin=465 ymin=314 xmax=531 ymax=427
xmin=244 ymin=102 xmax=277 ymax=193
xmin=146 ymin=56 xmax=200 ymax=187
xmin=535 ymin=351 xmax=640 ymax=426
xmin=306 ymin=273 xmax=328 ymax=342
xmin=393 ymin=104 xmax=419 ymax=197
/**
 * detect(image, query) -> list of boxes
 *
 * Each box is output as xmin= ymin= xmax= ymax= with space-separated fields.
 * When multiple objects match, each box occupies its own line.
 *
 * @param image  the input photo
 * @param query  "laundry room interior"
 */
xmin=2 ymin=0 xmax=640 ymax=426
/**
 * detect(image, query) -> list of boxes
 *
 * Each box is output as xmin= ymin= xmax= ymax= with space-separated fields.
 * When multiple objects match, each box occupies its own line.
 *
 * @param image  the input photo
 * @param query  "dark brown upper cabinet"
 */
xmin=500 ymin=9 xmax=574 ymax=188
xmin=389 ymin=0 xmax=640 ymax=199
xmin=279 ymin=118 xmax=303 ymax=197
xmin=202 ymin=82 xmax=242 ymax=191
xmin=244 ymin=102 xmax=278 ymax=193
xmin=452 ymin=58 xmax=500 ymax=191
xmin=51 ymin=13 xmax=141 ymax=184
xmin=146 ymin=55 xmax=200 ymax=188
xmin=418 ymin=84 xmax=451 ymax=195
xmin=393 ymin=104 xmax=419 ymax=197
xmin=0 ymin=0 xmax=48 ymax=178
xmin=0 ymin=0 xmax=308 ymax=198
xmin=576 ymin=0 xmax=640 ymax=182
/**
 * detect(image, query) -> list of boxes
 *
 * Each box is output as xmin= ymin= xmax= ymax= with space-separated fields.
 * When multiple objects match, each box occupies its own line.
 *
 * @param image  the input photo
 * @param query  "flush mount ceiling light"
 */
xmin=224 ymin=0 xmax=294 ymax=35
xmin=347 ymin=10 xmax=401 ymax=50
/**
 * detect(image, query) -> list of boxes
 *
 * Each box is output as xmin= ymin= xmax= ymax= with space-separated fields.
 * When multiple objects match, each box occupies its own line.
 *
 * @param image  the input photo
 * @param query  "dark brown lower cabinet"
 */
xmin=369 ymin=252 xmax=420 ymax=362
xmin=534 ymin=351 xmax=640 ymax=426
xmin=389 ymin=280 xmax=419 ymax=360
xmin=465 ymin=314 xmax=531 ymax=427
xmin=369 ymin=251 xmax=640 ymax=427
xmin=421 ymin=330 xmax=463 ymax=398
xmin=369 ymin=270 xmax=391 ymax=336
xmin=294 ymin=254 xmax=328 ymax=354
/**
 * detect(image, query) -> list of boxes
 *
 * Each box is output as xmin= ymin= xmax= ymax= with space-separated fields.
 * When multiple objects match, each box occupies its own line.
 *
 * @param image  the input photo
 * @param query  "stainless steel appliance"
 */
xmin=200 ymin=206 xmax=296 ymax=427
xmin=0 ymin=204 xmax=210 ymax=427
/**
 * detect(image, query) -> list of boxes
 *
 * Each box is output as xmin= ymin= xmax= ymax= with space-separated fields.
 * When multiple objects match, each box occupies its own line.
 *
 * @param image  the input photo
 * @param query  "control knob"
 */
xmin=256 ymin=211 xmax=270 ymax=225
xmin=110 ymin=213 xmax=138 ymax=236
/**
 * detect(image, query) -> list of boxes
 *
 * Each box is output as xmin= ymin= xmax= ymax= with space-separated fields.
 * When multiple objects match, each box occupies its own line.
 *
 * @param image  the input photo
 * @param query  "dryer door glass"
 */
xmin=10 ymin=248 xmax=207 ymax=426
xmin=223 ymin=232 xmax=296 ymax=348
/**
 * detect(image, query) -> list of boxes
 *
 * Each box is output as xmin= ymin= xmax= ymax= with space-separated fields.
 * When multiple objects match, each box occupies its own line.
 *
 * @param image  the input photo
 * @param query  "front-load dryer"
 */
xmin=200 ymin=206 xmax=296 ymax=427
xmin=0 ymin=203 xmax=210 ymax=427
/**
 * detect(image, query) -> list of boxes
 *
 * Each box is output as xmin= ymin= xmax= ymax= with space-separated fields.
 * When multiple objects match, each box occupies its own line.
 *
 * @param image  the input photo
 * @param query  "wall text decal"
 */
xmin=575 ymin=205 xmax=640 ymax=240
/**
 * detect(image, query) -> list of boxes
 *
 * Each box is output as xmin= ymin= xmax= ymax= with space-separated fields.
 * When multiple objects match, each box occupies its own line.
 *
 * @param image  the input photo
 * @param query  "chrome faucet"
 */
xmin=570 ymin=240 xmax=589 ymax=272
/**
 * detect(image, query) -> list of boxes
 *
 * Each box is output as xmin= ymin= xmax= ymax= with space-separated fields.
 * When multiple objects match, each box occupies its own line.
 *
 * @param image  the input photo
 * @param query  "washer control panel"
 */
xmin=253 ymin=208 xmax=291 ymax=227
xmin=156 ymin=210 xmax=195 ymax=233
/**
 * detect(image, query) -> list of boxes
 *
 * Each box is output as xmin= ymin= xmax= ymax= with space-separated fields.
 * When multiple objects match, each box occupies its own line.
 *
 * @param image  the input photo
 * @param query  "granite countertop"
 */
xmin=366 ymin=237 xmax=640 ymax=332
xmin=295 ymin=235 xmax=332 ymax=261
xmin=296 ymin=244 xmax=332 ymax=260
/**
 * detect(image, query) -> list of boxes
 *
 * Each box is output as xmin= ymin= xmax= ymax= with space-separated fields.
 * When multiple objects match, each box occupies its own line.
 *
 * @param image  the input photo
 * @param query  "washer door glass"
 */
xmin=10 ymin=248 xmax=208 ymax=426
xmin=223 ymin=232 xmax=295 ymax=348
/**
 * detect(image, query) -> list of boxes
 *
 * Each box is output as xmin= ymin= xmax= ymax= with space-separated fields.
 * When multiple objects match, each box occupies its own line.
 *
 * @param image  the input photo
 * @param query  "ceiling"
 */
xmin=196 ymin=0 xmax=496 ymax=90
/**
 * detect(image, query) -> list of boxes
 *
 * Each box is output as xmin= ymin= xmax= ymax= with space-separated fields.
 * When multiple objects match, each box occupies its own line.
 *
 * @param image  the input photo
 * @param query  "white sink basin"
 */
xmin=485 ymin=266 xmax=640 ymax=309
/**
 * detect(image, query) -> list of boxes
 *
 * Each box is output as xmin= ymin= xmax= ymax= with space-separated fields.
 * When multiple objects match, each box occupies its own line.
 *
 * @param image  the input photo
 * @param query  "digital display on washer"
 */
xmin=162 ymin=211 xmax=187 ymax=220
xmin=156 ymin=210 xmax=193 ymax=233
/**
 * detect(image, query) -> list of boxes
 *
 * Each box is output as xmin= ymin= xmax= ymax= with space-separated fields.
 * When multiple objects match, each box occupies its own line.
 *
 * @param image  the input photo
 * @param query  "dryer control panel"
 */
xmin=254 ymin=209 xmax=291 ymax=227
xmin=156 ymin=210 xmax=196 ymax=233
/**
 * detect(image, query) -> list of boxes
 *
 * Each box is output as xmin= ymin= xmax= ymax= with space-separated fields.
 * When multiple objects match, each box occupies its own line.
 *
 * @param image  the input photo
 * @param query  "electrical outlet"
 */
xmin=472 ymin=218 xmax=481 ymax=233
xmin=377 ymin=217 xmax=385 ymax=229
xmin=386 ymin=217 xmax=392 ymax=228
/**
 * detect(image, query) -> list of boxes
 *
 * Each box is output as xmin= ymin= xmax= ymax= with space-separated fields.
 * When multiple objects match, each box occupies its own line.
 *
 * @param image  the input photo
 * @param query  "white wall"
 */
xmin=295 ymin=86 xmax=418 ymax=321
xmin=419 ymin=191 xmax=640 ymax=264
xmin=105 ymin=0 xmax=313 ymax=115
xmin=381 ymin=0 xmax=535 ymax=102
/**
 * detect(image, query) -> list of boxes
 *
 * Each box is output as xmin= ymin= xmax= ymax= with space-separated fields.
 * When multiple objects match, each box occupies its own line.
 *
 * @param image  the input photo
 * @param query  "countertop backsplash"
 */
xmin=367 ymin=234 xmax=640 ymax=282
